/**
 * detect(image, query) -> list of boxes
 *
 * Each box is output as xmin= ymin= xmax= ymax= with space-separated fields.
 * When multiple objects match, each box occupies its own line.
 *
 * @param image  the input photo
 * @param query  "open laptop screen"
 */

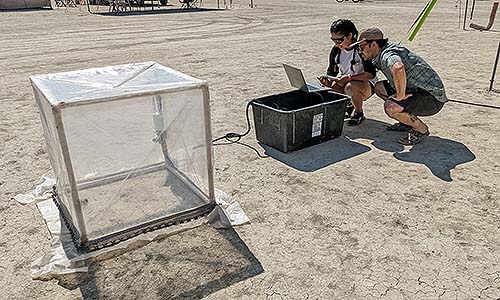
xmin=283 ymin=64 xmax=306 ymax=89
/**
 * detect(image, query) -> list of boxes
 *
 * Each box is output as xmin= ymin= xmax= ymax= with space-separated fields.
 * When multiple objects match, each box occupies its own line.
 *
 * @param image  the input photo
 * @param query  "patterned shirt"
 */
xmin=373 ymin=43 xmax=448 ymax=103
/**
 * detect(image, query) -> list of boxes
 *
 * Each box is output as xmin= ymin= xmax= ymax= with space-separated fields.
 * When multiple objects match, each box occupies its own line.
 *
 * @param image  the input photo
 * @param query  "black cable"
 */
xmin=212 ymin=100 xmax=269 ymax=158
xmin=212 ymin=101 xmax=252 ymax=143
xmin=212 ymin=96 xmax=498 ymax=158
xmin=448 ymin=98 xmax=500 ymax=110
xmin=312 ymin=90 xmax=325 ymax=103
xmin=213 ymin=91 xmax=325 ymax=158
xmin=229 ymin=140 xmax=270 ymax=159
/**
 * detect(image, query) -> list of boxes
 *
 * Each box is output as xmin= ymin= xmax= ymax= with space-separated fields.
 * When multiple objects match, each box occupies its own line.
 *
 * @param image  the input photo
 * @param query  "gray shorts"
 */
xmin=382 ymin=80 xmax=444 ymax=116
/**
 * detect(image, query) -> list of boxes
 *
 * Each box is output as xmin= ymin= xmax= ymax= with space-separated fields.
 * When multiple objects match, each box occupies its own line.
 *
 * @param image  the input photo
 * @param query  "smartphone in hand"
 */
xmin=319 ymin=75 xmax=338 ymax=80
xmin=317 ymin=75 xmax=337 ymax=87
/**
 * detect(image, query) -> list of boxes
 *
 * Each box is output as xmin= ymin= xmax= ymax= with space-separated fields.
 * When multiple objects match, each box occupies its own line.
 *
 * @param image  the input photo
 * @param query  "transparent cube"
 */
xmin=30 ymin=62 xmax=215 ymax=250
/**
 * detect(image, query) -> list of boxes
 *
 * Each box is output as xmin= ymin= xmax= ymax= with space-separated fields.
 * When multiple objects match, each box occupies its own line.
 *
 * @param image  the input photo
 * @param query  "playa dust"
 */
xmin=1 ymin=0 xmax=499 ymax=299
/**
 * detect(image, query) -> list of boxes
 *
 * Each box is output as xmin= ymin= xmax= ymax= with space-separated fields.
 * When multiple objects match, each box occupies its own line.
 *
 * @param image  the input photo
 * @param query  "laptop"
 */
xmin=283 ymin=64 xmax=331 ymax=93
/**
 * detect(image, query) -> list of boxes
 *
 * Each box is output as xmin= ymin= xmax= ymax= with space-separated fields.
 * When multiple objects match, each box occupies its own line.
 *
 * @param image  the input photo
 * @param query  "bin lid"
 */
xmin=30 ymin=62 xmax=206 ymax=106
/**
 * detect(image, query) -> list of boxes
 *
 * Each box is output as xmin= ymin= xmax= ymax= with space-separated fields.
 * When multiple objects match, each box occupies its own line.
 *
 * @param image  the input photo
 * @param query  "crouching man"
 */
xmin=351 ymin=27 xmax=448 ymax=145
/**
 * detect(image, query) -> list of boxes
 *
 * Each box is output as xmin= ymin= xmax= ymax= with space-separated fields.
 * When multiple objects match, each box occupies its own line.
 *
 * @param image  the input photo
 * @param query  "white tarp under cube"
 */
xmin=30 ymin=62 xmax=216 ymax=251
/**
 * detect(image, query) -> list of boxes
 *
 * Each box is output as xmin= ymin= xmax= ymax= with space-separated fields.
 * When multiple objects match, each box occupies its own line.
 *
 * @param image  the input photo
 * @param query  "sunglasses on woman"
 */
xmin=331 ymin=36 xmax=345 ymax=44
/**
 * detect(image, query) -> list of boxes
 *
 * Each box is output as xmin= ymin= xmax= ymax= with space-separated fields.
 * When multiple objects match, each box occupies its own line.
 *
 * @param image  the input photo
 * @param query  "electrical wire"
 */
xmin=448 ymin=98 xmax=500 ymax=109
xmin=312 ymin=90 xmax=326 ymax=103
xmin=212 ymin=91 xmax=326 ymax=158
xmin=212 ymin=100 xmax=269 ymax=159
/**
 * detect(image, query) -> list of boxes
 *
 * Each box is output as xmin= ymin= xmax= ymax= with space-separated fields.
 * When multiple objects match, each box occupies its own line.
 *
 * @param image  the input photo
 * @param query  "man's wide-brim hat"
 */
xmin=349 ymin=27 xmax=385 ymax=48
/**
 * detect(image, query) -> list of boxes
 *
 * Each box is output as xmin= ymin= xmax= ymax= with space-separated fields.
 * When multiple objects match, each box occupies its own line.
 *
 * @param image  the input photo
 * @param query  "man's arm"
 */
xmin=391 ymin=61 xmax=410 ymax=100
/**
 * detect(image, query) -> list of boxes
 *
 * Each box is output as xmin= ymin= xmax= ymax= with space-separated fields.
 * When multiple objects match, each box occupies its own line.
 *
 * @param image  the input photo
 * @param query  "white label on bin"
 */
xmin=312 ymin=113 xmax=323 ymax=137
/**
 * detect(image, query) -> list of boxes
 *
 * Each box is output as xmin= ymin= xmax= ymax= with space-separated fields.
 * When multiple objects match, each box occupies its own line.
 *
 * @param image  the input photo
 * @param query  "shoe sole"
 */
xmin=347 ymin=117 xmax=365 ymax=125
xmin=398 ymin=131 xmax=430 ymax=145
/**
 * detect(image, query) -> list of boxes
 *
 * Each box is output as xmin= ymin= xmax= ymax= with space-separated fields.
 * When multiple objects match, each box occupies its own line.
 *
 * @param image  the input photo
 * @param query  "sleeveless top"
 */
xmin=327 ymin=47 xmax=377 ymax=85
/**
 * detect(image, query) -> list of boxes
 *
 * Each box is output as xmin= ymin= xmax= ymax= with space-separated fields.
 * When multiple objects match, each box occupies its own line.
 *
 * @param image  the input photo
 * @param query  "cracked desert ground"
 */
xmin=1 ymin=0 xmax=500 ymax=299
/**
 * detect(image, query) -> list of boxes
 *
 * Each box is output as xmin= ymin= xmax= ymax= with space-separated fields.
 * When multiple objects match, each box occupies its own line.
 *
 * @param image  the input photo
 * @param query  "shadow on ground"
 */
xmin=262 ymin=138 xmax=371 ymax=172
xmin=346 ymin=119 xmax=476 ymax=182
xmin=58 ymin=225 xmax=261 ymax=300
xmin=264 ymin=118 xmax=476 ymax=181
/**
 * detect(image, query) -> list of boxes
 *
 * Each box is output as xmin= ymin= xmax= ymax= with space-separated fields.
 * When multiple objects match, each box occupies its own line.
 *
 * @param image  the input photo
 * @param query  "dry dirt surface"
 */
xmin=1 ymin=0 xmax=500 ymax=299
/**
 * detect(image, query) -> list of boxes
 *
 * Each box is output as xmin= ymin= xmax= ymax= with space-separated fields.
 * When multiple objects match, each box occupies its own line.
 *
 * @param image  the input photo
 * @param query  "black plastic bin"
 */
xmin=251 ymin=89 xmax=350 ymax=153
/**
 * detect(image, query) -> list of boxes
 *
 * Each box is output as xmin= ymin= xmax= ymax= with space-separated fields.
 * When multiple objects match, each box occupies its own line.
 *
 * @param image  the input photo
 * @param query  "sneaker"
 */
xmin=347 ymin=111 xmax=365 ymax=125
xmin=398 ymin=129 xmax=430 ymax=145
xmin=345 ymin=103 xmax=354 ymax=119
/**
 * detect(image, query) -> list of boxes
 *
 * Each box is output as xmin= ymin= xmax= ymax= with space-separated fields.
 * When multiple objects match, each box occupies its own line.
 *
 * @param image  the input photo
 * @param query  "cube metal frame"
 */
xmin=33 ymin=82 xmax=216 ymax=251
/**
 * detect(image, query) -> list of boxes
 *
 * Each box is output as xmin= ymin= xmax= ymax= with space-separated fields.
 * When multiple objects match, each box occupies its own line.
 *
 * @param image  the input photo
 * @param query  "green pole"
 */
xmin=408 ymin=0 xmax=438 ymax=41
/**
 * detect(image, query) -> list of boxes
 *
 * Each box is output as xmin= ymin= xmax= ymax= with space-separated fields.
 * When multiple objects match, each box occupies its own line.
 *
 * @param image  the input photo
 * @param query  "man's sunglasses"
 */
xmin=331 ymin=36 xmax=345 ymax=44
xmin=356 ymin=40 xmax=375 ymax=50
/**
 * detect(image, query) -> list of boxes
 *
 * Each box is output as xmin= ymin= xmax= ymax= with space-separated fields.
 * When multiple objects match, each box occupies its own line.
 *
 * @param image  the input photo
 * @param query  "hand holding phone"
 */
xmin=320 ymin=75 xmax=339 ymax=80
xmin=317 ymin=75 xmax=338 ymax=87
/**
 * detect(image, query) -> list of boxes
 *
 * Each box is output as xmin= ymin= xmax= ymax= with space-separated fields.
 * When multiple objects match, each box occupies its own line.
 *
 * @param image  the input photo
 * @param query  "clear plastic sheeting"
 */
xmin=32 ymin=198 xmax=206 ymax=279
xmin=31 ymin=187 xmax=248 ymax=279
xmin=30 ymin=62 xmax=204 ymax=105
xmin=30 ymin=62 xmax=216 ymax=250
xmin=213 ymin=189 xmax=250 ymax=227
xmin=13 ymin=176 xmax=56 ymax=205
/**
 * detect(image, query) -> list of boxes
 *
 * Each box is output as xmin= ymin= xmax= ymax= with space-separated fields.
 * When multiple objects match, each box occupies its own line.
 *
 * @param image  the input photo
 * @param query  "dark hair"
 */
xmin=330 ymin=19 xmax=358 ymax=42
xmin=373 ymin=39 xmax=388 ymax=48
xmin=330 ymin=19 xmax=359 ymax=72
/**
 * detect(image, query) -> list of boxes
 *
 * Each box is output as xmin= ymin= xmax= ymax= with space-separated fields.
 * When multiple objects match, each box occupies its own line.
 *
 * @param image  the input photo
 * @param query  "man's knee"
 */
xmin=384 ymin=100 xmax=402 ymax=117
